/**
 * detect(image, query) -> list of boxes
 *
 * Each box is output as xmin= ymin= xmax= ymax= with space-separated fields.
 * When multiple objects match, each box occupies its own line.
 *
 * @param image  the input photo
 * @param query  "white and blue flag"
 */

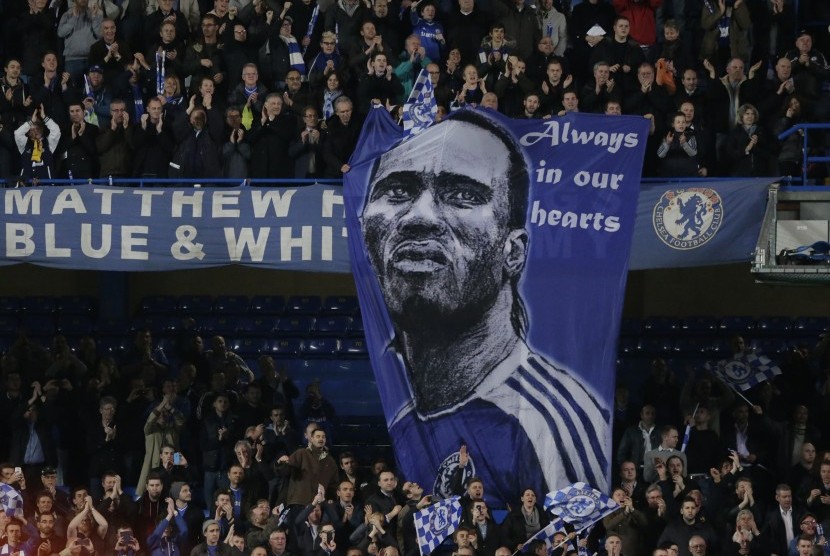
xmin=413 ymin=496 xmax=462 ymax=555
xmin=706 ymin=352 xmax=782 ymax=392
xmin=402 ymin=68 xmax=437 ymax=138
xmin=544 ymin=483 xmax=619 ymax=532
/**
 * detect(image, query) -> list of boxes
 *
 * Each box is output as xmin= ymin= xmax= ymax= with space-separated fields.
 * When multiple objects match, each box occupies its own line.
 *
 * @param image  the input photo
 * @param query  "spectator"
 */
xmin=537 ymin=0 xmax=567 ymax=57
xmin=657 ymin=111 xmax=699 ymax=177
xmin=172 ymin=482 xmax=204 ymax=553
xmin=147 ymin=498 xmax=189 ymax=556
xmin=613 ymin=0 xmax=661 ymax=53
xmin=88 ymin=19 xmax=133 ymax=85
xmin=700 ymin=0 xmax=751 ymax=69
xmin=192 ymin=520 xmax=237 ymax=556
xmin=14 ymin=106 xmax=61 ymax=182
xmin=184 ymin=15 xmax=228 ymax=96
xmin=221 ymin=106 xmax=252 ymax=178
xmin=723 ymin=103 xmax=777 ymax=176
xmin=356 ymin=52 xmax=403 ymax=114
xmin=277 ymin=426 xmax=338 ymax=507
xmin=132 ymin=97 xmax=174 ymax=180
xmin=526 ymin=36 xmax=565 ymax=85
xmin=308 ymin=33 xmax=346 ymax=91
xmin=289 ymin=105 xmax=324 ymax=178
xmin=569 ymin=0 xmax=616 ymax=81
xmin=201 ymin=394 xmax=238 ymax=506
xmin=774 ymin=95 xmax=806 ymax=178
xmin=247 ymin=92 xmax=295 ymax=179
xmin=393 ymin=36 xmax=432 ymax=102
xmin=409 ymin=1 xmax=445 ymax=63
xmin=64 ymin=100 xmax=100 ymax=178
xmin=492 ymin=0 xmax=540 ymax=61
xmin=96 ymin=98 xmax=136 ymax=178
xmin=324 ymin=0 xmax=369 ymax=55
xmin=58 ymin=0 xmax=104 ymax=80
xmin=784 ymin=31 xmax=830 ymax=121
xmin=477 ymin=23 xmax=512 ymax=90
xmin=320 ymin=96 xmax=360 ymax=178
xmin=169 ymin=104 xmax=224 ymax=181
xmin=581 ymin=61 xmax=620 ymax=113
xmin=443 ymin=0 xmax=489 ymax=67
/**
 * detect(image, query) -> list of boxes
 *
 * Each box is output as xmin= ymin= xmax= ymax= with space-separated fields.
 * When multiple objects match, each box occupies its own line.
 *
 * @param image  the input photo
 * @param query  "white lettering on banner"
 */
xmin=45 ymin=223 xmax=71 ymax=257
xmin=80 ymin=224 xmax=112 ymax=258
xmin=321 ymin=226 xmax=349 ymax=261
xmin=92 ymin=189 xmax=124 ymax=215
xmin=534 ymin=161 xmax=563 ymax=185
xmin=281 ymin=226 xmax=312 ymax=261
xmin=322 ymin=190 xmax=344 ymax=217
xmin=4 ymin=190 xmax=42 ymax=215
xmin=212 ymin=191 xmax=241 ymax=218
xmin=6 ymin=223 xmax=34 ymax=256
xmin=52 ymin=189 xmax=87 ymax=214
xmin=573 ymin=171 xmax=624 ymax=190
xmin=251 ymin=190 xmax=296 ymax=218
xmin=172 ymin=191 xmax=205 ymax=217
xmin=121 ymin=226 xmax=149 ymax=260
xmin=519 ymin=120 xmax=639 ymax=153
xmin=171 ymin=226 xmax=206 ymax=260
xmin=530 ymin=200 xmax=621 ymax=233
xmin=225 ymin=228 xmax=271 ymax=261
xmin=133 ymin=190 xmax=164 ymax=217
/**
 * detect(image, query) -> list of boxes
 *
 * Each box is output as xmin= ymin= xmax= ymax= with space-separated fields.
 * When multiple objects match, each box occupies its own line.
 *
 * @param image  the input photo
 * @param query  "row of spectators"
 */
xmin=3 ymin=324 xmax=830 ymax=556
xmin=0 ymin=0 xmax=828 ymax=183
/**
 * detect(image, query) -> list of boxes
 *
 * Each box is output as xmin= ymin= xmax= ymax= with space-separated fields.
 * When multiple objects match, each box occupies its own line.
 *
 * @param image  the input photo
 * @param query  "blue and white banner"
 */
xmin=705 ymin=352 xmax=782 ymax=392
xmin=413 ymin=496 xmax=462 ymax=555
xmin=402 ymin=68 xmax=437 ymax=137
xmin=629 ymin=179 xmax=773 ymax=270
xmin=0 ymin=184 xmax=350 ymax=272
xmin=544 ymin=483 xmax=619 ymax=531
xmin=343 ymin=108 xmax=649 ymax=504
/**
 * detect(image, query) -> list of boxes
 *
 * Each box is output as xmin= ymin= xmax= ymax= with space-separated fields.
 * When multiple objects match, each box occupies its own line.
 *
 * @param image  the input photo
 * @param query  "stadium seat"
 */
xmin=56 ymin=296 xmax=96 ymax=315
xmin=338 ymin=338 xmax=369 ymax=358
xmin=755 ymin=316 xmax=791 ymax=335
xmin=681 ymin=317 xmax=719 ymax=334
xmin=178 ymin=295 xmax=214 ymax=315
xmin=643 ymin=317 xmax=682 ymax=335
xmin=718 ymin=316 xmax=755 ymax=334
xmin=234 ymin=337 xmax=271 ymax=358
xmin=56 ymin=315 xmax=95 ymax=336
xmin=268 ymin=337 xmax=304 ymax=358
xmin=139 ymin=295 xmax=178 ymax=314
xmin=213 ymin=295 xmax=250 ymax=315
xmin=322 ymin=296 xmax=360 ymax=315
xmin=619 ymin=318 xmax=642 ymax=336
xmin=249 ymin=295 xmax=286 ymax=315
xmin=19 ymin=315 xmax=56 ymax=336
xmin=285 ymin=295 xmax=322 ymax=315
xmin=276 ymin=316 xmax=315 ymax=337
xmin=791 ymin=316 xmax=830 ymax=335
xmin=20 ymin=296 xmax=57 ymax=315
xmin=313 ymin=316 xmax=352 ymax=337
xmin=200 ymin=315 xmax=239 ymax=337
xmin=0 ymin=297 xmax=19 ymax=315
xmin=301 ymin=338 xmax=339 ymax=358
xmin=348 ymin=317 xmax=365 ymax=337
xmin=236 ymin=316 xmax=278 ymax=336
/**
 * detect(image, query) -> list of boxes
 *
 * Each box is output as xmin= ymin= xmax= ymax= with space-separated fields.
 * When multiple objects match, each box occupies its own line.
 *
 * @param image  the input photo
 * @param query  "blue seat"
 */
xmin=178 ymin=295 xmax=214 ymax=315
xmin=139 ymin=295 xmax=178 ymax=314
xmin=322 ymin=296 xmax=360 ymax=315
xmin=234 ymin=337 xmax=271 ymax=358
xmin=201 ymin=315 xmax=239 ymax=336
xmin=285 ymin=295 xmax=322 ymax=315
xmin=791 ymin=317 xmax=830 ymax=335
xmin=313 ymin=316 xmax=352 ymax=337
xmin=277 ymin=316 xmax=315 ymax=337
xmin=338 ymin=338 xmax=369 ymax=358
xmin=752 ymin=337 xmax=789 ymax=355
xmin=236 ymin=316 xmax=278 ymax=336
xmin=96 ymin=317 xmax=130 ymax=337
xmin=301 ymin=338 xmax=339 ymax=358
xmin=755 ymin=316 xmax=791 ymax=335
xmin=0 ymin=297 xmax=20 ymax=315
xmin=681 ymin=317 xmax=719 ymax=334
xmin=131 ymin=315 xmax=175 ymax=335
xmin=0 ymin=315 xmax=19 ymax=336
xmin=57 ymin=296 xmax=96 ymax=315
xmin=619 ymin=318 xmax=642 ymax=336
xmin=638 ymin=337 xmax=673 ymax=355
xmin=20 ymin=296 xmax=57 ymax=315
xmin=643 ymin=317 xmax=682 ymax=335
xmin=348 ymin=317 xmax=365 ymax=338
xmin=250 ymin=295 xmax=286 ymax=315
xmin=617 ymin=337 xmax=639 ymax=355
xmin=268 ymin=337 xmax=304 ymax=358
xmin=213 ymin=295 xmax=250 ymax=315
xmin=56 ymin=315 xmax=95 ymax=336
xmin=19 ymin=315 xmax=56 ymax=336
xmin=718 ymin=316 xmax=755 ymax=334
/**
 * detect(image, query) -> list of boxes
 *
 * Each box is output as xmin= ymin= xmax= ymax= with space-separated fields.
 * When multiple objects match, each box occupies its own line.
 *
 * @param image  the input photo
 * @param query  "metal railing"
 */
xmin=777 ymin=122 xmax=830 ymax=185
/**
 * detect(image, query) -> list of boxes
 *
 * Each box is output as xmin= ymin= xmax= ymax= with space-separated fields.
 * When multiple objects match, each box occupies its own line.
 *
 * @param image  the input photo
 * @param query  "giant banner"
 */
xmin=0 ymin=184 xmax=350 ymax=272
xmin=343 ymin=108 xmax=650 ymax=504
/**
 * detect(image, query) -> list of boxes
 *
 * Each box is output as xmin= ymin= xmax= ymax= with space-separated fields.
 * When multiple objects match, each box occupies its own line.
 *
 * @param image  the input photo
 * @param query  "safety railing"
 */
xmin=777 ymin=122 xmax=830 ymax=185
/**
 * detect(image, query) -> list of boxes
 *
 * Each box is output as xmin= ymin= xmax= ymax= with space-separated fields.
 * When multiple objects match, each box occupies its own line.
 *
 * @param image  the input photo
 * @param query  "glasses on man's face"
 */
xmin=689 ymin=545 xmax=705 ymax=550
xmin=802 ymin=520 xmax=817 ymax=526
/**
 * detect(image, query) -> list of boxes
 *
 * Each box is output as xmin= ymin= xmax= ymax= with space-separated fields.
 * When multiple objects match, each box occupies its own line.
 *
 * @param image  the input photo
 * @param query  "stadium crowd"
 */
xmin=2 ymin=311 xmax=830 ymax=556
xmin=0 ymin=0 xmax=827 ymax=182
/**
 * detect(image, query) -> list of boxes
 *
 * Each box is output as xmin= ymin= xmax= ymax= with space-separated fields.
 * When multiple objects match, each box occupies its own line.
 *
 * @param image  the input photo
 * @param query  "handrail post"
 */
xmin=802 ymin=125 xmax=809 ymax=185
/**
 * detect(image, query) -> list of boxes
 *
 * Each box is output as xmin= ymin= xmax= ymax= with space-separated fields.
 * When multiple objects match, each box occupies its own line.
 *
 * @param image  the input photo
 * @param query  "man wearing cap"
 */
xmin=35 ymin=468 xmax=71 ymax=517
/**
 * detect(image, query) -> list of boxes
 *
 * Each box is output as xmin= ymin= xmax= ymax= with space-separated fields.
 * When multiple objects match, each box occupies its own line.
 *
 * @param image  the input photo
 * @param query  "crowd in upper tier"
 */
xmin=0 ymin=0 xmax=827 ymax=183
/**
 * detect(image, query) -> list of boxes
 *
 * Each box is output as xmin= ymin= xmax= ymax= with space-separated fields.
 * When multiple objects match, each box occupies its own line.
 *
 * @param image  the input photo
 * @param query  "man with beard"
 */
xmin=357 ymin=109 xmax=609 ymax=502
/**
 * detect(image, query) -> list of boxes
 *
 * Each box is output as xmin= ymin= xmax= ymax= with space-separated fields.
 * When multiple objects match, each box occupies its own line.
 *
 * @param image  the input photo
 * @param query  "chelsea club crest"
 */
xmin=653 ymin=188 xmax=724 ymax=250
xmin=433 ymin=451 xmax=475 ymax=499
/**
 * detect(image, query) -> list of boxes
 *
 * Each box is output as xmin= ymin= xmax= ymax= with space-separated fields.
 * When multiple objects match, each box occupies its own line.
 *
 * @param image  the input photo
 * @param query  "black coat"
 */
xmin=248 ymin=113 xmax=295 ymax=178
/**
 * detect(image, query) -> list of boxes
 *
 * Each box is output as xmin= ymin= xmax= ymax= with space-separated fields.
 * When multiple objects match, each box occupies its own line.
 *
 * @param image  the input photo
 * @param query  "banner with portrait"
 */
xmin=343 ymin=108 xmax=650 ymax=504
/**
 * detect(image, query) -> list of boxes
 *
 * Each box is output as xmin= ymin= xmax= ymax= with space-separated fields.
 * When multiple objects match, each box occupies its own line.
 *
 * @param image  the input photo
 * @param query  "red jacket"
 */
xmin=613 ymin=0 xmax=662 ymax=46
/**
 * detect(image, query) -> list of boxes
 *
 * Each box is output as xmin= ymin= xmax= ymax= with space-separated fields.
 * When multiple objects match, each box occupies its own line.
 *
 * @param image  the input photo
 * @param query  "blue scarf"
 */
xmin=280 ymin=34 xmax=307 ymax=78
xmin=309 ymin=50 xmax=342 ymax=75
xmin=322 ymin=89 xmax=342 ymax=119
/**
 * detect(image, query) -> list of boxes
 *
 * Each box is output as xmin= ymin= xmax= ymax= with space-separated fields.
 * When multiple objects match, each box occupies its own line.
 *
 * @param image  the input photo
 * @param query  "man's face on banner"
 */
xmin=361 ymin=120 xmax=526 ymax=328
